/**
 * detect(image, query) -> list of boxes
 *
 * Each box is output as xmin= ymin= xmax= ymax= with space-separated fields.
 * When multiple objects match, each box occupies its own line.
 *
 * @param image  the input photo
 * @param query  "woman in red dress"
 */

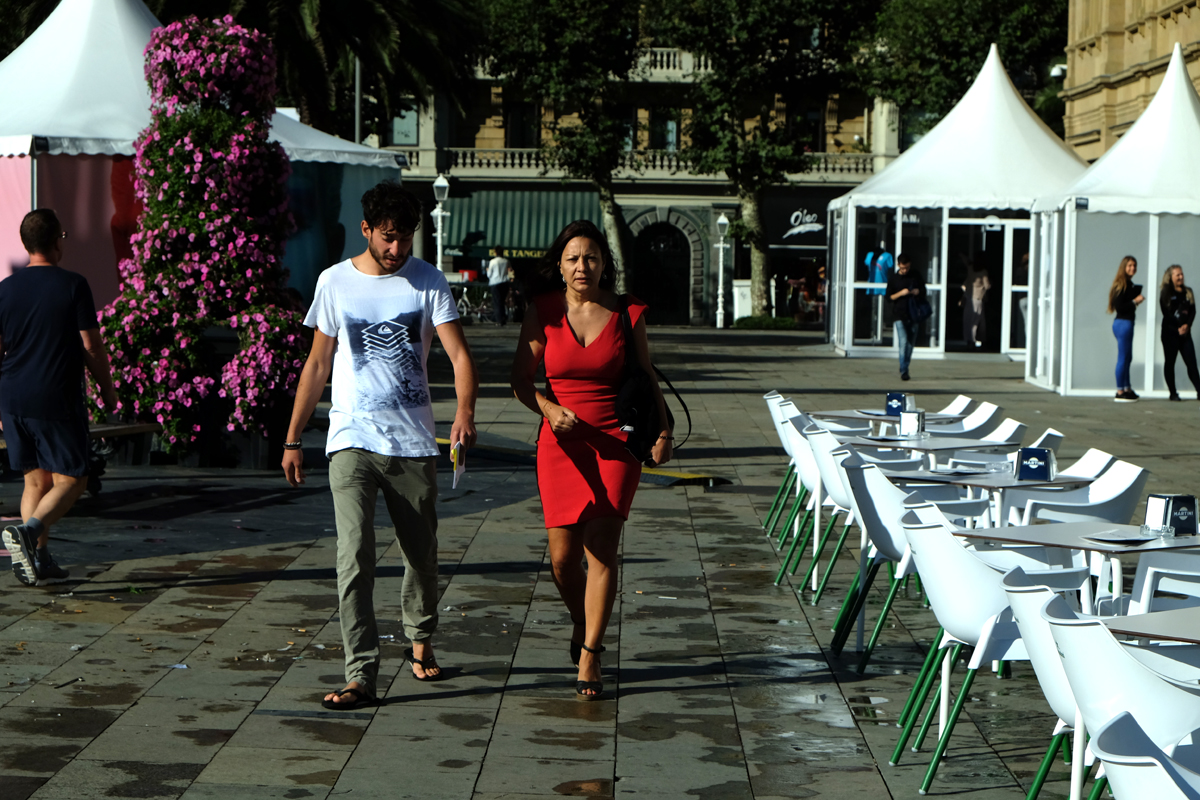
xmin=511 ymin=220 xmax=672 ymax=700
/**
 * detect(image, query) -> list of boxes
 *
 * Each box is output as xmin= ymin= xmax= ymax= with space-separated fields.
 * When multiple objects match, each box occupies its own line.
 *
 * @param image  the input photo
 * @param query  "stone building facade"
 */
xmin=1064 ymin=0 xmax=1200 ymax=161
xmin=388 ymin=50 xmax=899 ymax=325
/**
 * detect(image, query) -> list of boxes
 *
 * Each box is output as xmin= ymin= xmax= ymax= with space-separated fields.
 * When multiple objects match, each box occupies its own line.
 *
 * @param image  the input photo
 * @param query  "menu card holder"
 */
xmin=1016 ymin=448 xmax=1056 ymax=481
xmin=1146 ymin=494 xmax=1198 ymax=535
xmin=885 ymin=392 xmax=907 ymax=416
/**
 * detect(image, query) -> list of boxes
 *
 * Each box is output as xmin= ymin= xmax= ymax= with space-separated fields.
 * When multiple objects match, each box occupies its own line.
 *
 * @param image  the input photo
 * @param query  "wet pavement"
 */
xmin=3 ymin=324 xmax=1196 ymax=799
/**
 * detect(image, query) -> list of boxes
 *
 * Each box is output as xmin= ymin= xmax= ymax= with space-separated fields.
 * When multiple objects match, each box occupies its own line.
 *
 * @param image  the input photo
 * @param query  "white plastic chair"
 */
xmin=948 ymin=427 xmax=1063 ymax=469
xmin=892 ymin=512 xmax=1038 ymax=794
xmin=1058 ymin=448 xmax=1116 ymax=479
xmin=1120 ymin=550 xmax=1200 ymax=616
xmin=1003 ymin=567 xmax=1087 ymax=800
xmin=924 ymin=401 xmax=1003 ymax=438
xmin=1091 ymin=712 xmax=1200 ymax=800
xmin=935 ymin=394 xmax=975 ymax=416
xmin=1044 ymin=595 xmax=1200 ymax=757
xmin=1005 ymin=459 xmax=1149 ymax=526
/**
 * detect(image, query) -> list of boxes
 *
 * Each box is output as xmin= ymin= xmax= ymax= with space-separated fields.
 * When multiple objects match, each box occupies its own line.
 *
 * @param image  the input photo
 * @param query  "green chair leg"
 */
xmin=897 ymin=627 xmax=944 ymax=729
xmin=777 ymin=497 xmax=811 ymax=549
xmin=773 ymin=491 xmax=807 ymax=551
xmin=919 ymin=666 xmax=979 ymax=794
xmin=774 ymin=510 xmax=817 ymax=585
xmin=830 ymin=568 xmax=863 ymax=634
xmin=762 ymin=464 xmax=796 ymax=532
xmin=799 ymin=512 xmax=841 ymax=585
xmin=857 ymin=576 xmax=904 ymax=674
xmin=1086 ymin=776 xmax=1108 ymax=800
xmin=812 ymin=520 xmax=854 ymax=605
xmin=1026 ymin=733 xmax=1068 ymax=800
xmin=1061 ymin=733 xmax=1072 ymax=765
xmin=913 ymin=644 xmax=964 ymax=753
xmin=831 ymin=559 xmax=883 ymax=655
xmin=890 ymin=643 xmax=951 ymax=766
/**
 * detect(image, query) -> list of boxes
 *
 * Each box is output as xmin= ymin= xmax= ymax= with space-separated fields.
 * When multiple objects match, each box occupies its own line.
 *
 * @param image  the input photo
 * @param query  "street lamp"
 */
xmin=715 ymin=213 xmax=730 ymax=328
xmin=432 ymin=174 xmax=450 ymax=272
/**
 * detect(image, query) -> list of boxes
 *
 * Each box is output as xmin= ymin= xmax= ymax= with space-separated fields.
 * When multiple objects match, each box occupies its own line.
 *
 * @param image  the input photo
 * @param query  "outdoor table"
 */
xmin=1103 ymin=605 xmax=1200 ymax=644
xmin=840 ymin=434 xmax=1019 ymax=470
xmin=810 ymin=408 xmax=966 ymax=435
xmin=954 ymin=521 xmax=1200 ymax=608
xmin=883 ymin=467 xmax=1095 ymax=527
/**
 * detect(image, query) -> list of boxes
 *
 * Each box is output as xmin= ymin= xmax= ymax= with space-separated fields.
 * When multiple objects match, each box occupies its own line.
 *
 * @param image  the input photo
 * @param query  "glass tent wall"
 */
xmin=830 ymin=203 xmax=1031 ymax=360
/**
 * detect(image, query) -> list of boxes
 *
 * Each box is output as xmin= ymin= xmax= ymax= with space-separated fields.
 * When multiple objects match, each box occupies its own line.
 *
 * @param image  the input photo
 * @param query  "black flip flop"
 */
xmin=321 ymin=687 xmax=377 ymax=710
xmin=404 ymin=647 xmax=447 ymax=682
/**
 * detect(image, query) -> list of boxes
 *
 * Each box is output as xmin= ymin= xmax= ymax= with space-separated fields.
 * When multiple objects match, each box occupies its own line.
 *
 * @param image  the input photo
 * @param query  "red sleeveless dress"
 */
xmin=535 ymin=292 xmax=647 ymax=528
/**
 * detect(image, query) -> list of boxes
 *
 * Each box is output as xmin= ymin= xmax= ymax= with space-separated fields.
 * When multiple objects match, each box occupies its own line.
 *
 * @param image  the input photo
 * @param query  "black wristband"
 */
xmin=283 ymin=441 xmax=303 ymax=450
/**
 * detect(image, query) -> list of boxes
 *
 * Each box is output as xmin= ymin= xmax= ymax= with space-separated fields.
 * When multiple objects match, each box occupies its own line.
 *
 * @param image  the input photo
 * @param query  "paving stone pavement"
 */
xmin=2 ymin=324 xmax=1196 ymax=799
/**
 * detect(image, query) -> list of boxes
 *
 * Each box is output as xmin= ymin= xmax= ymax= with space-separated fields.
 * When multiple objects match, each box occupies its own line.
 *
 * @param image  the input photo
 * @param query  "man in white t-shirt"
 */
xmin=486 ymin=246 xmax=510 ymax=326
xmin=282 ymin=182 xmax=478 ymax=709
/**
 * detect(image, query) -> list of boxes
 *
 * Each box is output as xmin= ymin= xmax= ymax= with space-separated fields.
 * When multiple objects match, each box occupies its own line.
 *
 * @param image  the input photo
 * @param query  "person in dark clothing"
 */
xmin=886 ymin=253 xmax=925 ymax=381
xmin=1159 ymin=264 xmax=1200 ymax=401
xmin=0 ymin=209 xmax=119 ymax=586
xmin=1107 ymin=255 xmax=1145 ymax=402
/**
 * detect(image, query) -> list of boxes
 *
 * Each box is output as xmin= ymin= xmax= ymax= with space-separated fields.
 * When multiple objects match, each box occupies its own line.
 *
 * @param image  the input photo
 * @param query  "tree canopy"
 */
xmin=859 ymin=0 xmax=1069 ymax=134
xmin=482 ymin=0 xmax=647 ymax=284
xmin=0 ymin=0 xmax=483 ymax=139
xmin=661 ymin=0 xmax=879 ymax=313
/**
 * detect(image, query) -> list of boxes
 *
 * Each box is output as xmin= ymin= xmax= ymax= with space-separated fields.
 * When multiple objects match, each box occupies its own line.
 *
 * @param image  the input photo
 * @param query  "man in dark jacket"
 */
xmin=0 ymin=209 xmax=118 ymax=586
xmin=886 ymin=253 xmax=925 ymax=381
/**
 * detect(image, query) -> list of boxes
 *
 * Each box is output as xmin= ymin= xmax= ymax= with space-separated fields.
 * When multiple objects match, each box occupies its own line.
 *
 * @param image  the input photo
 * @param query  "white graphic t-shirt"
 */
xmin=305 ymin=257 xmax=459 ymax=457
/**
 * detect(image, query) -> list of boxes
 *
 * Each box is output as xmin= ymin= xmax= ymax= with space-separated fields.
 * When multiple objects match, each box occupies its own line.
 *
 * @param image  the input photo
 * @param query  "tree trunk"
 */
xmin=739 ymin=188 xmax=771 ymax=315
xmin=597 ymin=185 xmax=630 ymax=294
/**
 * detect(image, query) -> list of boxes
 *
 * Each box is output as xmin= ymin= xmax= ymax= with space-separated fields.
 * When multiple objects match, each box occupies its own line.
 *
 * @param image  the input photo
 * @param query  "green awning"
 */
xmin=444 ymin=189 xmax=603 ymax=259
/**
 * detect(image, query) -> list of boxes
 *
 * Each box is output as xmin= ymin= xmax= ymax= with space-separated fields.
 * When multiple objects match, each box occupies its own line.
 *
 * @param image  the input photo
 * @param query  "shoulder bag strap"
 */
xmin=621 ymin=295 xmax=692 ymax=450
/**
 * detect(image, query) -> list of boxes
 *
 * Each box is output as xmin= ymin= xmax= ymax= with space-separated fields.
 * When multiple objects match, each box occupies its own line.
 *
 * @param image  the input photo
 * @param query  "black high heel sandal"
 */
xmin=576 ymin=643 xmax=606 ymax=701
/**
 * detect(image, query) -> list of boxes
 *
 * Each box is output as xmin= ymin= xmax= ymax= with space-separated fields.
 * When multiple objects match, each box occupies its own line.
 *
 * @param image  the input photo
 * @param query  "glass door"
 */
xmin=1003 ymin=227 xmax=1031 ymax=355
xmin=947 ymin=223 xmax=1005 ymax=353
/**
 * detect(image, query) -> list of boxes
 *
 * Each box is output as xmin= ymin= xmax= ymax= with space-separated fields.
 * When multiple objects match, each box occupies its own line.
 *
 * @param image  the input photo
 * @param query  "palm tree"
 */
xmin=0 ymin=0 xmax=482 ymax=138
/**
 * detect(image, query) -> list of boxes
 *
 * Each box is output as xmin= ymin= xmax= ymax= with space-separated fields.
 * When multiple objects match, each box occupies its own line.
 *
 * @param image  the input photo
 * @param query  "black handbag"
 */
xmin=908 ymin=294 xmax=932 ymax=324
xmin=616 ymin=297 xmax=690 ymax=466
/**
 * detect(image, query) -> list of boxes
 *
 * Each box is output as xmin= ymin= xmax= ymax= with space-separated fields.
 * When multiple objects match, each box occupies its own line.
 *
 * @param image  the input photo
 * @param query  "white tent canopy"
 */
xmin=0 ymin=0 xmax=398 ymax=168
xmin=1033 ymin=44 xmax=1200 ymax=216
xmin=830 ymin=44 xmax=1086 ymax=211
xmin=1025 ymin=43 xmax=1200 ymax=398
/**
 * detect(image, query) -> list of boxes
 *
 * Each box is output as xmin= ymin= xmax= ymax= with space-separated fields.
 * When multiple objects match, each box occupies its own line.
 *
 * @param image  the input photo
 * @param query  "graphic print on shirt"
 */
xmin=344 ymin=309 xmax=429 ymax=410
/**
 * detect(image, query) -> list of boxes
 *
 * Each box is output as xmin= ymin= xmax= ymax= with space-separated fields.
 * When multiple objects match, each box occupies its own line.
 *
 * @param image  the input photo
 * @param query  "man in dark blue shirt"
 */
xmin=0 ymin=209 xmax=118 ymax=586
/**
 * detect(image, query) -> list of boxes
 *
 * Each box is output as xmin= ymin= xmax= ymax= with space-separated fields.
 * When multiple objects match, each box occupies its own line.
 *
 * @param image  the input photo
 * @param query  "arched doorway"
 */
xmin=631 ymin=222 xmax=691 ymax=325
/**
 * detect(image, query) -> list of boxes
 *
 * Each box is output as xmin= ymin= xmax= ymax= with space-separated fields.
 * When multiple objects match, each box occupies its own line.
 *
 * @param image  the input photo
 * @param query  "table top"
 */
xmin=1103 ymin=606 xmax=1200 ymax=644
xmin=811 ymin=408 xmax=966 ymax=424
xmin=953 ymin=521 xmax=1200 ymax=555
xmin=884 ymin=468 xmax=1094 ymax=492
xmin=842 ymin=435 xmax=1019 ymax=453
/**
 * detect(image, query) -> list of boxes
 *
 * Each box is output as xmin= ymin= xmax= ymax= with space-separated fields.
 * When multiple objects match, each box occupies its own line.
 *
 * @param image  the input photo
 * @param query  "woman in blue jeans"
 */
xmin=1108 ymin=255 xmax=1144 ymax=402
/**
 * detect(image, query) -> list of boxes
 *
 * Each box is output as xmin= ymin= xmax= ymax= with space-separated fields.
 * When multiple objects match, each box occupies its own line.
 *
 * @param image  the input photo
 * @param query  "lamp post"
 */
xmin=715 ymin=213 xmax=729 ymax=328
xmin=432 ymin=174 xmax=449 ymax=272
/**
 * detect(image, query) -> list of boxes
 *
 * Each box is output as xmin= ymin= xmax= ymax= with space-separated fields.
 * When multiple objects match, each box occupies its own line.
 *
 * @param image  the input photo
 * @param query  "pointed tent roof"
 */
xmin=0 ymin=0 xmax=398 ymax=167
xmin=1034 ymin=44 xmax=1200 ymax=215
xmin=830 ymin=44 xmax=1086 ymax=211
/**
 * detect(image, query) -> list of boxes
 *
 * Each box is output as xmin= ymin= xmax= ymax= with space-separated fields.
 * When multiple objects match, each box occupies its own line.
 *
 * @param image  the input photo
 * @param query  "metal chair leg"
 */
xmin=856 ymin=576 xmax=904 ymax=674
xmin=763 ymin=464 xmax=795 ymax=532
xmin=1026 ymin=732 xmax=1068 ymax=800
xmin=1086 ymin=776 xmax=1108 ymax=800
xmin=799 ymin=511 xmax=841 ymax=585
xmin=913 ymin=644 xmax=964 ymax=753
xmin=891 ymin=644 xmax=952 ymax=766
xmin=831 ymin=559 xmax=883 ymax=654
xmin=774 ymin=510 xmax=816 ymax=585
xmin=919 ymin=666 xmax=979 ymax=794
xmin=773 ymin=491 xmax=807 ymax=551
xmin=813 ymin=520 xmax=854 ymax=605
xmin=897 ymin=627 xmax=945 ymax=728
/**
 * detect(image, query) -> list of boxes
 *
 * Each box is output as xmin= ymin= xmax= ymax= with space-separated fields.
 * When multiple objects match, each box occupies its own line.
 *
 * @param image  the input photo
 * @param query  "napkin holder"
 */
xmin=1145 ymin=493 xmax=1198 ymax=535
xmin=899 ymin=410 xmax=925 ymax=436
xmin=1016 ymin=448 xmax=1056 ymax=481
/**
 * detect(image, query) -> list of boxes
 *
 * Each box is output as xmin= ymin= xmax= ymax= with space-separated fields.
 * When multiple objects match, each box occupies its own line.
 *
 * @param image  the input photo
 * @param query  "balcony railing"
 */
xmin=645 ymin=48 xmax=711 ymax=76
xmin=439 ymin=148 xmax=874 ymax=179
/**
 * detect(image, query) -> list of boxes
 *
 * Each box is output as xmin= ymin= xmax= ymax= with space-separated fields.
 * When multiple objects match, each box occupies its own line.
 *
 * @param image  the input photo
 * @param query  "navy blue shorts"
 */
xmin=1 ymin=412 xmax=90 ymax=476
